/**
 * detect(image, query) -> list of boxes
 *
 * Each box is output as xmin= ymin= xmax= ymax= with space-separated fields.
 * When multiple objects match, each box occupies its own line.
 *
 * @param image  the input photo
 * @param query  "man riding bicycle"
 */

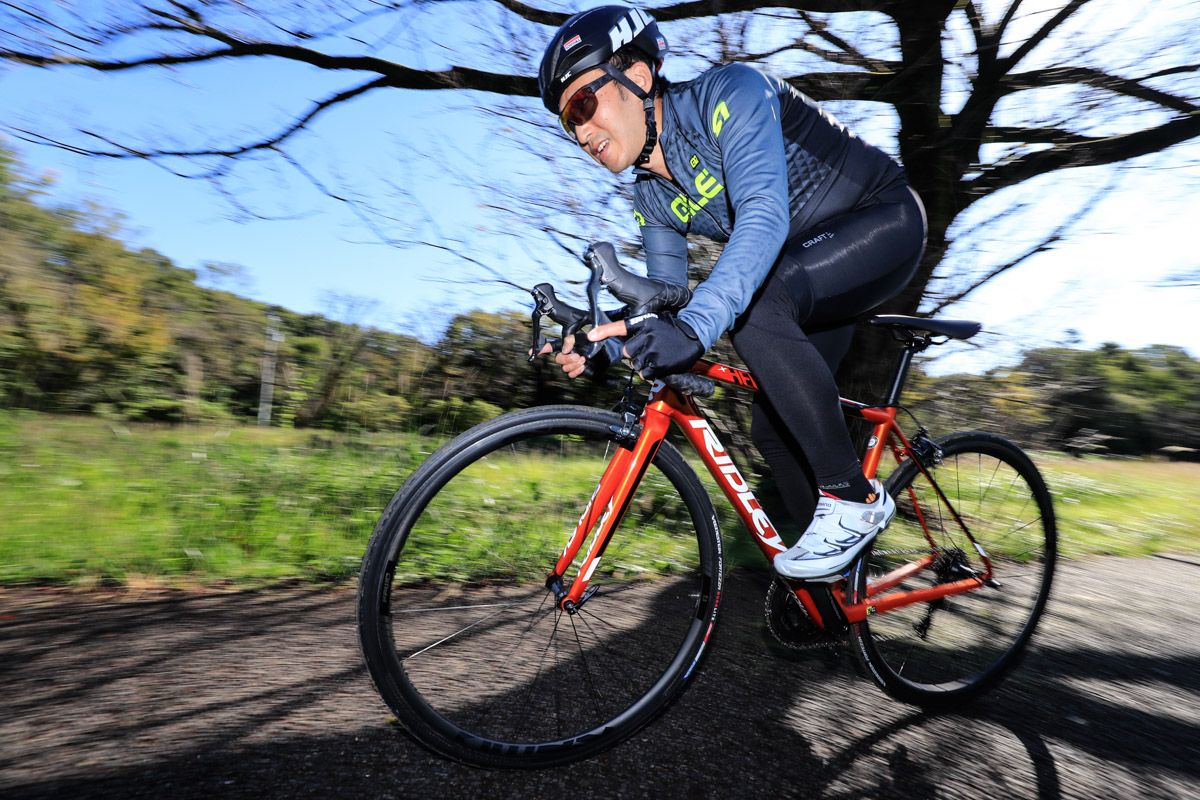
xmin=537 ymin=6 xmax=927 ymax=581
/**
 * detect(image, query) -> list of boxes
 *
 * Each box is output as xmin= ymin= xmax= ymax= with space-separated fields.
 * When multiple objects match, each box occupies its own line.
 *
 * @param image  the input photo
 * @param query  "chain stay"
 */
xmin=774 ymin=547 xmax=946 ymax=651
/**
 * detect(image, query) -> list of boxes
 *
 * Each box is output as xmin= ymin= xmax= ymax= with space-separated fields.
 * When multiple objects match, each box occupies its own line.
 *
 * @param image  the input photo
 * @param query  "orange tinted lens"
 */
xmin=562 ymin=87 xmax=598 ymax=130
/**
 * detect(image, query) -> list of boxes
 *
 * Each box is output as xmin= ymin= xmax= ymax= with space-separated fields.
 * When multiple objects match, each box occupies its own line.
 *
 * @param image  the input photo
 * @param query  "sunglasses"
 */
xmin=558 ymin=72 xmax=616 ymax=135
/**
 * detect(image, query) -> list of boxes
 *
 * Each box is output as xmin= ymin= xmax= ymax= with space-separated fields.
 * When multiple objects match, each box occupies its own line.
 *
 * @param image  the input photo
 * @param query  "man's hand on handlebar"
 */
xmin=528 ymin=242 xmax=701 ymax=382
xmin=531 ymin=320 xmax=631 ymax=381
xmin=586 ymin=319 xmax=628 ymax=349
xmin=590 ymin=315 xmax=704 ymax=381
xmin=534 ymin=333 xmax=589 ymax=380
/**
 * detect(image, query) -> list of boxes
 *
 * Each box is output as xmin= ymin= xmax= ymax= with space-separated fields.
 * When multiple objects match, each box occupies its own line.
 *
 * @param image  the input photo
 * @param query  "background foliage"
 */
xmin=2 ymin=144 xmax=1198 ymax=458
xmin=0 ymin=144 xmax=624 ymax=435
xmin=3 ymin=143 xmax=1198 ymax=588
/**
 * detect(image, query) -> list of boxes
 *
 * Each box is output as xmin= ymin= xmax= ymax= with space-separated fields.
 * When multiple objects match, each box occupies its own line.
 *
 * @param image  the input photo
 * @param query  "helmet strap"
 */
xmin=635 ymin=93 xmax=658 ymax=168
xmin=602 ymin=64 xmax=658 ymax=168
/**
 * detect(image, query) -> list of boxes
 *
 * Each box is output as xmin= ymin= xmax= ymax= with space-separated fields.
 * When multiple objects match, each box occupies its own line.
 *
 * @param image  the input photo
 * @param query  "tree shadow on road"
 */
xmin=1 ymin=563 xmax=1197 ymax=799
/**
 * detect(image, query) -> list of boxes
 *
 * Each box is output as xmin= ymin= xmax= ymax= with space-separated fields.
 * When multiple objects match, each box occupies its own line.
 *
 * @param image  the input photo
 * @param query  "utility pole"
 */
xmin=258 ymin=313 xmax=283 ymax=427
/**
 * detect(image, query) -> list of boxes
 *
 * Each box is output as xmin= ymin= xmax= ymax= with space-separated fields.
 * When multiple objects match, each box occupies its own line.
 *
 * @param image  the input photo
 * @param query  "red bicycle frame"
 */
xmin=549 ymin=359 xmax=994 ymax=629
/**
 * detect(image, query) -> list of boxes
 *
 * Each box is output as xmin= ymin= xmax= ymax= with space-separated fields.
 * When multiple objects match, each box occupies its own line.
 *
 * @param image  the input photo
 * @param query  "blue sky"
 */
xmin=1 ymin=2 xmax=1197 ymax=374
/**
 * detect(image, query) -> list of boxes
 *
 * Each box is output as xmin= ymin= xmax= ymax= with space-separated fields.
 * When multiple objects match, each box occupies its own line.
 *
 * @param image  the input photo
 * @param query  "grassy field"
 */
xmin=0 ymin=411 xmax=433 ymax=587
xmin=1 ymin=411 xmax=1197 ymax=587
xmin=1038 ymin=455 xmax=1200 ymax=559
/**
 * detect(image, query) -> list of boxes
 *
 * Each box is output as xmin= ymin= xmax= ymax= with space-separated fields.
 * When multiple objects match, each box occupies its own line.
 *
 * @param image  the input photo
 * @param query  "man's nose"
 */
xmin=573 ymin=120 xmax=596 ymax=149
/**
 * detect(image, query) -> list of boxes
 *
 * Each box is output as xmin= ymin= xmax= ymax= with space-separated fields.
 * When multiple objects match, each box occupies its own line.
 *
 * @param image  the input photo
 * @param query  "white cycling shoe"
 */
xmin=773 ymin=480 xmax=895 ymax=581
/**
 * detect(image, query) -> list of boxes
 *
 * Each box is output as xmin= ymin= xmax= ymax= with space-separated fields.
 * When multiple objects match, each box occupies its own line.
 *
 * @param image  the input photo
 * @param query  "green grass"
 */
xmin=1038 ymin=454 xmax=1200 ymax=559
xmin=0 ymin=410 xmax=438 ymax=587
xmin=396 ymin=443 xmax=703 ymax=586
xmin=1 ymin=411 xmax=1196 ymax=588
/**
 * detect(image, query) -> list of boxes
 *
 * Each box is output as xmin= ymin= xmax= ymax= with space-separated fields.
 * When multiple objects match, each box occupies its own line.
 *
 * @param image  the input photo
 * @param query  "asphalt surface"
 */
xmin=2 ymin=555 xmax=1199 ymax=799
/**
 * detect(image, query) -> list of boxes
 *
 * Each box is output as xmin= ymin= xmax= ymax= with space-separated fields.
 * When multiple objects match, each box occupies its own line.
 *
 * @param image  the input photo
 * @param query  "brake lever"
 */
xmin=584 ymin=251 xmax=604 ymax=330
xmin=528 ymin=304 xmax=546 ymax=362
xmin=529 ymin=282 xmax=602 ymax=361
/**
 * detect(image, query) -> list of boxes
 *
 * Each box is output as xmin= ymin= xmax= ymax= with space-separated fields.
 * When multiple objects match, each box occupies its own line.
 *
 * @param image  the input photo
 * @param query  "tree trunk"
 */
xmin=834 ymin=4 xmax=956 ymax=447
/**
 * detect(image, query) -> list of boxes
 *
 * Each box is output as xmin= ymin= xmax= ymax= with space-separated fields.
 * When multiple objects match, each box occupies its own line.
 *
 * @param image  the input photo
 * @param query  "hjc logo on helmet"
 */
xmin=608 ymin=7 xmax=651 ymax=51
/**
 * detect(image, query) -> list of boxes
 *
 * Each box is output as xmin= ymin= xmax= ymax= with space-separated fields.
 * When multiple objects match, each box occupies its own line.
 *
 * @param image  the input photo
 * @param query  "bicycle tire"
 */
xmin=848 ymin=432 xmax=1056 ymax=708
xmin=357 ymin=405 xmax=723 ymax=768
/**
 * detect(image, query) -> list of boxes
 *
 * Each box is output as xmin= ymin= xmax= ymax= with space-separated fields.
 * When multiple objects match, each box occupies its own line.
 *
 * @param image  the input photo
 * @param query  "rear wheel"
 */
xmin=357 ymin=405 xmax=723 ymax=768
xmin=848 ymin=432 xmax=1056 ymax=708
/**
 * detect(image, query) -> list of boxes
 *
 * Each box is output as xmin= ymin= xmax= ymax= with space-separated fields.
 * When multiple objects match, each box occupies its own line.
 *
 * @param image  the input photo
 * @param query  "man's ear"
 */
xmin=626 ymin=59 xmax=655 ymax=94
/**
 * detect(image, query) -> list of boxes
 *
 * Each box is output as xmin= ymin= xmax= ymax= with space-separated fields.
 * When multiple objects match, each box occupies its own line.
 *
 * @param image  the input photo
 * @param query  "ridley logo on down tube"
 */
xmin=687 ymin=418 xmax=785 ymax=553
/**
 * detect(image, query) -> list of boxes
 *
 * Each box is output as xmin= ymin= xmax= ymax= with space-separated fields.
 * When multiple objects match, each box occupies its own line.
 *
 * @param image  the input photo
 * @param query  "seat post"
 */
xmin=883 ymin=342 xmax=922 ymax=407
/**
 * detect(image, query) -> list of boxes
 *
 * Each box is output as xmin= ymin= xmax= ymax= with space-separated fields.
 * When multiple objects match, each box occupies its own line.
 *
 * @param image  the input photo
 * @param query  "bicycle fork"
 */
xmin=546 ymin=402 xmax=671 ymax=613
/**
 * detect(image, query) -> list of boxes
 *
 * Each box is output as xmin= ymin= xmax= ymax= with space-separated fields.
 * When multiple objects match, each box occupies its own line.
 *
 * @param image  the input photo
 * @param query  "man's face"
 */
xmin=558 ymin=66 xmax=647 ymax=174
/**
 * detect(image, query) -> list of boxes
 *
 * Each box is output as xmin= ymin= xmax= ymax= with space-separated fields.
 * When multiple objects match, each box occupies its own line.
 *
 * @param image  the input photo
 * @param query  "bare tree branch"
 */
xmin=995 ymin=0 xmax=1026 ymax=45
xmin=0 ymin=38 xmax=537 ymax=95
xmin=929 ymin=171 xmax=1118 ymax=315
xmin=998 ymin=0 xmax=1093 ymax=74
xmin=966 ymin=111 xmax=1200 ymax=201
xmin=14 ymin=76 xmax=393 ymax=161
xmin=1002 ymin=65 xmax=1199 ymax=114
xmin=930 ymin=233 xmax=1061 ymax=314
xmin=796 ymin=10 xmax=895 ymax=72
xmin=963 ymin=1 xmax=986 ymax=55
xmin=747 ymin=37 xmax=898 ymax=72
xmin=784 ymin=70 xmax=896 ymax=101
xmin=0 ymin=0 xmax=100 ymax=49
xmin=984 ymin=126 xmax=1093 ymax=145
xmin=485 ymin=0 xmax=895 ymax=28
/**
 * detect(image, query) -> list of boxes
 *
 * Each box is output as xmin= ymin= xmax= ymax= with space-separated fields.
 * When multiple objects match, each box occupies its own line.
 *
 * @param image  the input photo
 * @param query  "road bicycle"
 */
xmin=357 ymin=243 xmax=1057 ymax=769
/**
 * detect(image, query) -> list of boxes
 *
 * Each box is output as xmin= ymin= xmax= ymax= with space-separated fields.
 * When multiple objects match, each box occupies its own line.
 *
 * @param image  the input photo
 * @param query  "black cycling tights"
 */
xmin=728 ymin=184 xmax=926 ymax=529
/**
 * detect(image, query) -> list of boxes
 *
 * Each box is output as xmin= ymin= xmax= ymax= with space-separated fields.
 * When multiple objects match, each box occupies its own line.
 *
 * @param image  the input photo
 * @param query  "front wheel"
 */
xmin=357 ymin=405 xmax=723 ymax=768
xmin=848 ymin=432 xmax=1057 ymax=708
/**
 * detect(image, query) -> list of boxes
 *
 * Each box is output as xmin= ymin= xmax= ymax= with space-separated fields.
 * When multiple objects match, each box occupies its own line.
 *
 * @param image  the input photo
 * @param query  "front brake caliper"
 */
xmin=908 ymin=429 xmax=943 ymax=469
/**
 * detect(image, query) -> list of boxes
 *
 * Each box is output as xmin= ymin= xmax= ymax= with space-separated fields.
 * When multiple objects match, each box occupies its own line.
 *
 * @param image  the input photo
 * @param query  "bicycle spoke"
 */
xmin=852 ymin=434 xmax=1055 ymax=708
xmin=393 ymin=598 xmax=542 ymax=615
xmin=358 ymin=408 xmax=721 ymax=764
xmin=568 ymin=613 xmax=606 ymax=713
xmin=401 ymin=602 xmax=524 ymax=663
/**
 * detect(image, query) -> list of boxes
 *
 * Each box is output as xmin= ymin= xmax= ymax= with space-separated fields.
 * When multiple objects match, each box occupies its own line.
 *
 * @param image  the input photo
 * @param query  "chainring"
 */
xmin=764 ymin=577 xmax=839 ymax=651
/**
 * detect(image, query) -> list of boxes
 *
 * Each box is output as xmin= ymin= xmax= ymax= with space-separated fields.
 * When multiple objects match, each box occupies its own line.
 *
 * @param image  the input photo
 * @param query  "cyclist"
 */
xmin=537 ymin=6 xmax=926 ymax=581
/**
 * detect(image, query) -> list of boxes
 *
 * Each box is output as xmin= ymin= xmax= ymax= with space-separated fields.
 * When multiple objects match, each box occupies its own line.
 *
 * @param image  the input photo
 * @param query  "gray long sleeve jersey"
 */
xmin=633 ymin=63 xmax=907 ymax=350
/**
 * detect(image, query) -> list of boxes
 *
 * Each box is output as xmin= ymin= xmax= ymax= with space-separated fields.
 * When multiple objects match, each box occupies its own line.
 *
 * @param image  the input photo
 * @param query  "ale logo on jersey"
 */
xmin=671 ymin=169 xmax=725 ymax=224
xmin=712 ymin=101 xmax=731 ymax=137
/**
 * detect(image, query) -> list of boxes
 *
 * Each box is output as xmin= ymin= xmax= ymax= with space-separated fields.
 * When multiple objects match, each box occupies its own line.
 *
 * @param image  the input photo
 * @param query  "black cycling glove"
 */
xmin=623 ymin=312 xmax=704 ymax=380
xmin=577 ymin=337 xmax=616 ymax=381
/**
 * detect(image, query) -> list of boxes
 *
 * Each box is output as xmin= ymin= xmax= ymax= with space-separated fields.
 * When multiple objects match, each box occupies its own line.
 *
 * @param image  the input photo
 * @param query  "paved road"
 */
xmin=2 ymin=555 xmax=1199 ymax=799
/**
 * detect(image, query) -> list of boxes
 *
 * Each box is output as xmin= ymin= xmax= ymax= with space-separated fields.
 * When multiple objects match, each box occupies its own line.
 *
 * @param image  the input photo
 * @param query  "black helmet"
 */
xmin=538 ymin=5 xmax=668 ymax=114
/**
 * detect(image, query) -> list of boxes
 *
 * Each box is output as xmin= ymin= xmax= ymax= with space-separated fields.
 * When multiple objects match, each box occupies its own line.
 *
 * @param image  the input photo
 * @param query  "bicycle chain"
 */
xmin=870 ymin=547 xmax=936 ymax=557
xmin=775 ymin=616 xmax=929 ymax=652
xmin=775 ymin=624 xmax=925 ymax=652
xmin=785 ymin=635 xmax=848 ymax=652
xmin=773 ymin=550 xmax=939 ymax=652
